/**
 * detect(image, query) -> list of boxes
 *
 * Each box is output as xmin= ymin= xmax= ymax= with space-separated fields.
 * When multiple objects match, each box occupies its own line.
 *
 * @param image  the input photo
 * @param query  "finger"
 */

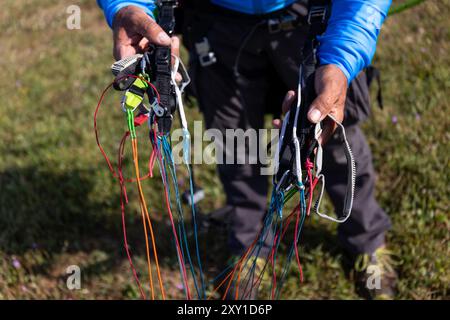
xmin=114 ymin=44 xmax=137 ymax=60
xmin=138 ymin=37 xmax=150 ymax=51
xmin=134 ymin=13 xmax=171 ymax=46
xmin=272 ymin=119 xmax=282 ymax=129
xmin=171 ymin=36 xmax=180 ymax=69
xmin=317 ymin=117 xmax=336 ymax=145
xmin=171 ymin=36 xmax=180 ymax=58
xmin=113 ymin=26 xmax=135 ymax=60
xmin=175 ymin=72 xmax=182 ymax=84
xmin=282 ymin=90 xmax=296 ymax=114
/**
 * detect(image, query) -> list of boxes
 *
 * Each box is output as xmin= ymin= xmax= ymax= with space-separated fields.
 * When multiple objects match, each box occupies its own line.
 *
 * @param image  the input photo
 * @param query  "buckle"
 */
xmin=268 ymin=14 xmax=297 ymax=34
xmin=307 ymin=5 xmax=328 ymax=25
xmin=198 ymin=52 xmax=217 ymax=67
xmin=195 ymin=37 xmax=217 ymax=67
xmin=268 ymin=18 xmax=281 ymax=34
xmin=280 ymin=14 xmax=297 ymax=31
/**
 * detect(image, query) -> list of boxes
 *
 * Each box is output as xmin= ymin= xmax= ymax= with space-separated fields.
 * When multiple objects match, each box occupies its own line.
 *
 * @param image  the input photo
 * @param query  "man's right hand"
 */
xmin=112 ymin=5 xmax=177 ymax=60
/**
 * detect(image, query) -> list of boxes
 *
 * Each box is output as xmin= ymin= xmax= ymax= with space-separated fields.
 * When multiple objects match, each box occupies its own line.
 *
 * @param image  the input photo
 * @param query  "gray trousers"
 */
xmin=187 ymin=11 xmax=391 ymax=257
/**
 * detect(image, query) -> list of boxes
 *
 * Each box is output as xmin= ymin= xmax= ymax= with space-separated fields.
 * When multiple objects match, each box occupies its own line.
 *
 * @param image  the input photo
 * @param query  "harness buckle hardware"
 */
xmin=279 ymin=14 xmax=297 ymax=31
xmin=268 ymin=14 xmax=297 ymax=34
xmin=150 ymin=100 xmax=165 ymax=117
xmin=195 ymin=37 xmax=217 ymax=67
xmin=307 ymin=5 xmax=328 ymax=25
xmin=268 ymin=18 xmax=281 ymax=34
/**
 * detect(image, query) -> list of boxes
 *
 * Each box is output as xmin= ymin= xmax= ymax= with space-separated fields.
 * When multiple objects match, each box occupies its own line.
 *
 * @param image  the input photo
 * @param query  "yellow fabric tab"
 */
xmin=133 ymin=77 xmax=148 ymax=89
xmin=123 ymin=77 xmax=148 ymax=110
xmin=124 ymin=91 xmax=143 ymax=110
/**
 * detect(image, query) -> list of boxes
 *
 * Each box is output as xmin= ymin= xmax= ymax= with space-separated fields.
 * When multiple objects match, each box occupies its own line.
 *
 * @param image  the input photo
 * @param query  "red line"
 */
xmin=118 ymin=131 xmax=146 ymax=299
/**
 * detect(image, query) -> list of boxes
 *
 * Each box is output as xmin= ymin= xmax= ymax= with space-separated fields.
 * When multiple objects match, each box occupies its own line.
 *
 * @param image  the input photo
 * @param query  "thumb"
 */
xmin=307 ymin=93 xmax=334 ymax=124
xmin=307 ymin=64 xmax=348 ymax=124
xmin=135 ymin=13 xmax=172 ymax=46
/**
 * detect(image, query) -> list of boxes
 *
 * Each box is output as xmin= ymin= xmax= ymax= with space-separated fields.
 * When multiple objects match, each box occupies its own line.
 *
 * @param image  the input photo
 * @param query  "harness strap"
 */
xmin=157 ymin=0 xmax=177 ymax=35
xmin=149 ymin=0 xmax=178 ymax=133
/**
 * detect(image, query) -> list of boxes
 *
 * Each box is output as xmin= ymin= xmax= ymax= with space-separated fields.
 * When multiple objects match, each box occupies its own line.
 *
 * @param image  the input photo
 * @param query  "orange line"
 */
xmin=139 ymin=201 xmax=155 ymax=300
xmin=207 ymin=235 xmax=259 ymax=300
xmin=132 ymin=138 xmax=166 ymax=300
xmin=232 ymin=240 xmax=257 ymax=300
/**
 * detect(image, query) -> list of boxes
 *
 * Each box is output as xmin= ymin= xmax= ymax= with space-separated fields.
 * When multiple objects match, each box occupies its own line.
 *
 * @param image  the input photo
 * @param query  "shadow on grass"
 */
xmin=0 ymin=166 xmax=191 ymax=278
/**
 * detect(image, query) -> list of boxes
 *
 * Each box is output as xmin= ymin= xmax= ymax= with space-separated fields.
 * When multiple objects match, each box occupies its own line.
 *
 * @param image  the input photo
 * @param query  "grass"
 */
xmin=0 ymin=0 xmax=448 ymax=299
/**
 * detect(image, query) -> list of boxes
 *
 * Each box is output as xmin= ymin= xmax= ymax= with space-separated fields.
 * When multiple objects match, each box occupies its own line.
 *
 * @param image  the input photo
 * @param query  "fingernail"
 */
xmin=309 ymin=109 xmax=322 ymax=123
xmin=158 ymin=32 xmax=171 ymax=44
xmin=284 ymin=92 xmax=294 ymax=103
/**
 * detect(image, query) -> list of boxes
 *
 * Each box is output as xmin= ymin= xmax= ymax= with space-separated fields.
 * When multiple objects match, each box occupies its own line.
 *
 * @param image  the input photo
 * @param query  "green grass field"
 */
xmin=0 ymin=0 xmax=448 ymax=299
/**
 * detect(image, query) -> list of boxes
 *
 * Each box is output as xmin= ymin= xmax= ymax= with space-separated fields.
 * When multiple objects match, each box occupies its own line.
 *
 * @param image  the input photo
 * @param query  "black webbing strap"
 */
xmin=157 ymin=0 xmax=177 ymax=35
xmin=303 ymin=0 xmax=331 ymax=72
xmin=151 ymin=1 xmax=178 ymax=133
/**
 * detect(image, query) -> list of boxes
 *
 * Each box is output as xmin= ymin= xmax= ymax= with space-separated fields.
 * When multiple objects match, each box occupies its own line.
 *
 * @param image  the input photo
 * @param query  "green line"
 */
xmin=283 ymin=187 xmax=298 ymax=205
xmin=126 ymin=110 xmax=136 ymax=139
xmin=389 ymin=0 xmax=426 ymax=16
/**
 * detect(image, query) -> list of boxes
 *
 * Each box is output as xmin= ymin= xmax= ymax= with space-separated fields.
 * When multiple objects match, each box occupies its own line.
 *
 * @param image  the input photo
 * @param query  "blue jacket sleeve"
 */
xmin=97 ymin=0 xmax=156 ymax=28
xmin=317 ymin=0 xmax=392 ymax=83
